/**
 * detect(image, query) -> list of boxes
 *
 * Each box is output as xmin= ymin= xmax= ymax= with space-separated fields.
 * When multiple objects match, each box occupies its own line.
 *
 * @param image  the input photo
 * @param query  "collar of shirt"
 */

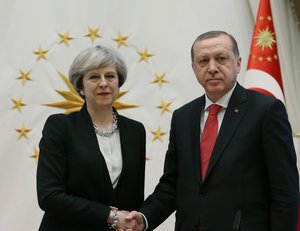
xmin=204 ymin=82 xmax=237 ymax=111
xmin=201 ymin=82 xmax=237 ymax=134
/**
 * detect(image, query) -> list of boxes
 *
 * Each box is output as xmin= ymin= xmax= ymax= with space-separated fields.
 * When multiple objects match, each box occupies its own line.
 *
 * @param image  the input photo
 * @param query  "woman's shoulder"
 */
xmin=46 ymin=112 xmax=72 ymax=122
xmin=118 ymin=114 xmax=145 ymax=130
xmin=44 ymin=111 xmax=81 ymax=128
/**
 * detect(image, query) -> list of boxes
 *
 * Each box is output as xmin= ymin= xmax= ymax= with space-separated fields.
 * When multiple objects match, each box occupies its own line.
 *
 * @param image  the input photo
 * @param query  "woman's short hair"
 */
xmin=69 ymin=45 xmax=127 ymax=93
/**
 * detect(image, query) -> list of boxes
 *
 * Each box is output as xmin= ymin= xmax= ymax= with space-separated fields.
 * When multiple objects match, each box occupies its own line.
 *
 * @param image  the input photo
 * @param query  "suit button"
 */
xmin=199 ymin=190 xmax=205 ymax=196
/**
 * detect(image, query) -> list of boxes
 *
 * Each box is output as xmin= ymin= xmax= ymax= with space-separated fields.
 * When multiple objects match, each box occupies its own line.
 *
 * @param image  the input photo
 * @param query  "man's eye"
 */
xmin=199 ymin=59 xmax=208 ymax=66
xmin=217 ymin=57 xmax=227 ymax=63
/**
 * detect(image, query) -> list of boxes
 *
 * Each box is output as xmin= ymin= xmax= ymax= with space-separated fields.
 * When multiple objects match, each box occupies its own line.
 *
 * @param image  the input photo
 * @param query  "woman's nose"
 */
xmin=98 ymin=76 xmax=108 ymax=87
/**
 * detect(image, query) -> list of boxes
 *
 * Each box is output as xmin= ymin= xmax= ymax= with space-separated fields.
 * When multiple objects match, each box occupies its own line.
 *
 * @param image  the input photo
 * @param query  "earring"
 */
xmin=80 ymin=90 xmax=84 ymax=96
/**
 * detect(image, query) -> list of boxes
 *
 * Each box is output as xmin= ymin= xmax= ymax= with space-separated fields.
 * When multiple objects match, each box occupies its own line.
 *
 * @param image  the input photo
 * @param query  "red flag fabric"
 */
xmin=244 ymin=0 xmax=285 ymax=103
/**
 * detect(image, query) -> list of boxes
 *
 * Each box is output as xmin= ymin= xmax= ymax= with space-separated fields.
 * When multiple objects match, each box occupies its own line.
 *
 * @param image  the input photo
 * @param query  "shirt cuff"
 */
xmin=139 ymin=212 xmax=149 ymax=231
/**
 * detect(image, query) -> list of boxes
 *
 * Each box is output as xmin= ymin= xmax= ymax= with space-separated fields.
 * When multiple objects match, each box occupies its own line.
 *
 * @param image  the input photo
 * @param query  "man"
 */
xmin=126 ymin=31 xmax=299 ymax=230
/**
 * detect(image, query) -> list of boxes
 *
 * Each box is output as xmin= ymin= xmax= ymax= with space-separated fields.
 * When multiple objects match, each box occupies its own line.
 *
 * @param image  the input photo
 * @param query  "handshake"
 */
xmin=108 ymin=209 xmax=146 ymax=231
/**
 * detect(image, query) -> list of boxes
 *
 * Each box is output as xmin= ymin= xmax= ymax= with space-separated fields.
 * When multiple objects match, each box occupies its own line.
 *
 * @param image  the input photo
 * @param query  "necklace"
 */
xmin=93 ymin=111 xmax=118 ymax=137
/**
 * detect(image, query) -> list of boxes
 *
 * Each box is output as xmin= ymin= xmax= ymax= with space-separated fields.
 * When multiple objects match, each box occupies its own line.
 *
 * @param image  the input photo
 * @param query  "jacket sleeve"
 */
xmin=139 ymin=111 xmax=178 ymax=230
xmin=36 ymin=114 xmax=110 ymax=226
xmin=262 ymin=99 xmax=299 ymax=230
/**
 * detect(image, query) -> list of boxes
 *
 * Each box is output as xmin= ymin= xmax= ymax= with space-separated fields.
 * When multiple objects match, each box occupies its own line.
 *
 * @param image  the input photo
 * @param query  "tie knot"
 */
xmin=209 ymin=104 xmax=222 ymax=116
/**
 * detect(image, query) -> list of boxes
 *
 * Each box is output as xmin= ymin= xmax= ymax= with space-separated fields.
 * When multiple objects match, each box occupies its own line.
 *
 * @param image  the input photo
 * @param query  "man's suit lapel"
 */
xmin=191 ymin=97 xmax=205 ymax=185
xmin=205 ymin=83 xmax=248 ymax=181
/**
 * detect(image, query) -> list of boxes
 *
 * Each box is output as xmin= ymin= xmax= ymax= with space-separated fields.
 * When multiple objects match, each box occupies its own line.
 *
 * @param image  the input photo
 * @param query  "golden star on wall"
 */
xmin=30 ymin=147 xmax=39 ymax=162
xmin=15 ymin=123 xmax=31 ymax=140
xmin=46 ymin=71 xmax=85 ymax=114
xmin=113 ymin=91 xmax=139 ymax=110
xmin=33 ymin=45 xmax=48 ymax=60
xmin=85 ymin=27 xmax=101 ymax=42
xmin=255 ymin=26 xmax=275 ymax=51
xmin=156 ymin=99 xmax=171 ymax=115
xmin=11 ymin=97 xmax=26 ymax=112
xmin=46 ymin=71 xmax=138 ymax=114
xmin=17 ymin=70 xmax=32 ymax=86
xmin=152 ymin=73 xmax=168 ymax=87
xmin=58 ymin=31 xmax=74 ymax=47
xmin=137 ymin=48 xmax=154 ymax=63
xmin=151 ymin=127 xmax=166 ymax=142
xmin=113 ymin=32 xmax=128 ymax=48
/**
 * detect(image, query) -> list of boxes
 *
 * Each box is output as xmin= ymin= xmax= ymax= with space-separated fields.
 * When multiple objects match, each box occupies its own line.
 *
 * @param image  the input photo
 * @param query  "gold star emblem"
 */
xmin=113 ymin=91 xmax=139 ymax=110
xmin=46 ymin=71 xmax=138 ymax=114
xmin=255 ymin=26 xmax=276 ymax=50
xmin=266 ymin=56 xmax=272 ymax=62
xmin=17 ymin=70 xmax=32 ymax=86
xmin=152 ymin=73 xmax=168 ymax=87
xmin=259 ymin=16 xmax=264 ymax=20
xmin=58 ymin=31 xmax=74 ymax=46
xmin=30 ymin=147 xmax=39 ymax=162
xmin=267 ymin=16 xmax=272 ymax=21
xmin=258 ymin=56 xmax=263 ymax=61
xmin=11 ymin=97 xmax=26 ymax=112
xmin=274 ymin=54 xmax=278 ymax=60
xmin=85 ymin=27 xmax=101 ymax=42
xmin=33 ymin=45 xmax=48 ymax=60
xmin=137 ymin=48 xmax=154 ymax=63
xmin=156 ymin=99 xmax=171 ymax=115
xmin=113 ymin=32 xmax=128 ymax=48
xmin=15 ymin=123 xmax=31 ymax=140
xmin=151 ymin=127 xmax=166 ymax=142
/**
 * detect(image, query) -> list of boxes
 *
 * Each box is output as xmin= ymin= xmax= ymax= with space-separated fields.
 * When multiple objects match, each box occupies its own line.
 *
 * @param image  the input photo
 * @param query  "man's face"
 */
xmin=192 ymin=34 xmax=241 ymax=102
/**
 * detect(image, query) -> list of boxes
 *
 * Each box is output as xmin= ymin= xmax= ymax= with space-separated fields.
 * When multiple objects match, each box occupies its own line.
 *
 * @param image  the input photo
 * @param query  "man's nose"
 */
xmin=208 ymin=60 xmax=218 ymax=74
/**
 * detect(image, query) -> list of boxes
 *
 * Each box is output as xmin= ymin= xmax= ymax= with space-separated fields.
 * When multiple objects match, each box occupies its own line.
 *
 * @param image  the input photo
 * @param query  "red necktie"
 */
xmin=200 ymin=104 xmax=222 ymax=181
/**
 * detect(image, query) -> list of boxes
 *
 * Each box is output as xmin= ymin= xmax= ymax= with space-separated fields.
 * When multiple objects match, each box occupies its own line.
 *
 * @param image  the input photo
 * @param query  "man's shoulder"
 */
xmin=174 ymin=96 xmax=203 ymax=115
xmin=245 ymin=88 xmax=279 ymax=105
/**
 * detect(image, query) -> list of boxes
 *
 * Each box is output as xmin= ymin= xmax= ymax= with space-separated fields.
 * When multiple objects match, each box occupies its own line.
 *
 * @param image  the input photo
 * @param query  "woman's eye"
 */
xmin=88 ymin=75 xmax=100 ymax=82
xmin=105 ymin=74 xmax=117 ymax=81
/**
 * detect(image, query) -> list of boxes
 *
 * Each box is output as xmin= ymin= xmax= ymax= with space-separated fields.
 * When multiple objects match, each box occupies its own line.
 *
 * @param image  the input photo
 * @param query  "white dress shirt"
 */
xmin=95 ymin=129 xmax=122 ymax=189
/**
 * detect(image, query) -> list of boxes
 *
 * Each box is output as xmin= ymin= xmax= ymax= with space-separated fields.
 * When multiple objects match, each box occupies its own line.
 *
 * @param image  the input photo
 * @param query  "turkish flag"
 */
xmin=244 ymin=0 xmax=285 ymax=103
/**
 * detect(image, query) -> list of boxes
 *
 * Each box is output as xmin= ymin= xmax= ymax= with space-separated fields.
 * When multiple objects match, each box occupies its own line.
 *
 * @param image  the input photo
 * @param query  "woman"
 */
xmin=37 ymin=45 xmax=146 ymax=230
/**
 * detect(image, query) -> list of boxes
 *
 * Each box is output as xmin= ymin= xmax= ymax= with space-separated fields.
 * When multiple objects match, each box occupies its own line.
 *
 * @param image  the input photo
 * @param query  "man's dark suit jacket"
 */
xmin=37 ymin=104 xmax=146 ymax=231
xmin=140 ymin=83 xmax=299 ymax=231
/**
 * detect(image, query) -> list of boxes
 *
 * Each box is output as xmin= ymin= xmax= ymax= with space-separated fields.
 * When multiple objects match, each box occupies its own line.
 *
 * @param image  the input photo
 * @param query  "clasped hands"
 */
xmin=114 ymin=210 xmax=144 ymax=231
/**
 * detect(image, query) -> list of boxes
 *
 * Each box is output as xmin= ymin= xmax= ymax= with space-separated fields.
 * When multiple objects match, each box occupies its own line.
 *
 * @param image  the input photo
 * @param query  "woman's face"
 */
xmin=81 ymin=65 xmax=119 ymax=110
